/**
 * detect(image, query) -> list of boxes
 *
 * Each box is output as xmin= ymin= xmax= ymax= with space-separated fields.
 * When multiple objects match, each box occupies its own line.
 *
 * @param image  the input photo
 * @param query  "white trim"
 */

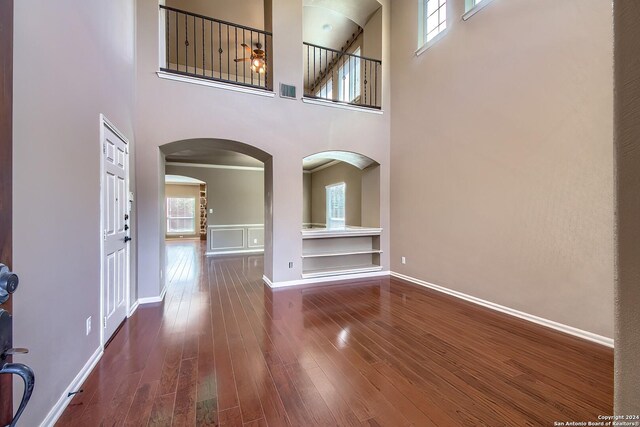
xmin=208 ymin=224 xmax=264 ymax=228
xmin=207 ymin=248 xmax=265 ymax=256
xmin=301 ymin=97 xmax=384 ymax=115
xmin=415 ymin=28 xmax=449 ymax=57
xmin=247 ymin=227 xmax=265 ymax=248
xmin=309 ymin=160 xmax=341 ymax=174
xmin=157 ymin=71 xmax=276 ymax=98
xmin=463 ymin=0 xmax=495 ymax=21
xmin=166 ymin=162 xmax=264 ymax=172
xmin=263 ymin=270 xmax=390 ymax=289
xmin=139 ymin=285 xmax=168 ymax=305
xmin=99 ymin=115 xmax=131 ymax=349
xmin=301 ymin=227 xmax=383 ymax=239
xmin=127 ymin=300 xmax=140 ymax=318
xmin=209 ymin=228 xmax=245 ymax=251
xmin=390 ymin=272 xmax=614 ymax=348
xmin=40 ymin=347 xmax=103 ymax=427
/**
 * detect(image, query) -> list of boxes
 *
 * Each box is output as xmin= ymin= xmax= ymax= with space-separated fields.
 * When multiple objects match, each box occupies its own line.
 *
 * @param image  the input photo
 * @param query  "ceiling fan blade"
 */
xmin=234 ymin=58 xmax=251 ymax=62
xmin=240 ymin=43 xmax=252 ymax=53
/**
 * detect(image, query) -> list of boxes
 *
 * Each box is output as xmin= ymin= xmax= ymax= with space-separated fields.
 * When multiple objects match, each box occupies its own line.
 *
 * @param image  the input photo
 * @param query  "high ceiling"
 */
xmin=303 ymin=151 xmax=378 ymax=171
xmin=165 ymin=146 xmax=264 ymax=168
xmin=303 ymin=0 xmax=381 ymax=50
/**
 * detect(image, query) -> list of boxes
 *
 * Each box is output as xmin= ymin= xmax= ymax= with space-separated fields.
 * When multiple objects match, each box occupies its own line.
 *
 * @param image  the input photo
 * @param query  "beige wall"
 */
xmin=165 ymin=165 xmax=264 ymax=226
xmin=165 ymin=184 xmax=202 ymax=237
xmin=303 ymin=172 xmax=312 ymax=224
xmin=166 ymin=0 xmax=265 ymax=30
xmin=136 ymin=0 xmax=391 ymax=295
xmin=390 ymin=0 xmax=614 ymax=338
xmin=310 ymin=162 xmax=363 ymax=226
xmin=12 ymin=0 xmax=136 ymax=424
xmin=614 ymin=0 xmax=640 ymax=414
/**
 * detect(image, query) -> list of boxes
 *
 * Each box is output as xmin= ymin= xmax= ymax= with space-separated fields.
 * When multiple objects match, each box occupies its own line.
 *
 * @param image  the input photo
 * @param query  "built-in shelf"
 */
xmin=302 ymin=264 xmax=383 ymax=279
xmin=301 ymin=227 xmax=382 ymax=279
xmin=302 ymin=249 xmax=383 ymax=259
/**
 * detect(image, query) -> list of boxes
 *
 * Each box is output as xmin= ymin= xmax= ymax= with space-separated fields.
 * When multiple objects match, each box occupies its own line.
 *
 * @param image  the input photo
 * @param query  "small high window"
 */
xmin=326 ymin=183 xmax=346 ymax=229
xmin=424 ymin=0 xmax=447 ymax=43
xmin=166 ymin=197 xmax=196 ymax=233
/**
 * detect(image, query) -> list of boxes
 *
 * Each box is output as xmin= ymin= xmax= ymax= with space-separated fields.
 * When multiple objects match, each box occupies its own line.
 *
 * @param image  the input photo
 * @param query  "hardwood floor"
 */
xmin=56 ymin=240 xmax=613 ymax=426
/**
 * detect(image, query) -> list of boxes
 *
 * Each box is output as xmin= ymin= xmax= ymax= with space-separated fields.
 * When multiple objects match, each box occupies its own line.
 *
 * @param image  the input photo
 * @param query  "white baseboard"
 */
xmin=206 ymin=248 xmax=264 ymax=256
xmin=40 ymin=346 xmax=103 ymax=427
xmin=127 ymin=300 xmax=140 ymax=317
xmin=263 ymin=271 xmax=390 ymax=289
xmin=390 ymin=272 xmax=614 ymax=348
xmin=138 ymin=285 xmax=167 ymax=305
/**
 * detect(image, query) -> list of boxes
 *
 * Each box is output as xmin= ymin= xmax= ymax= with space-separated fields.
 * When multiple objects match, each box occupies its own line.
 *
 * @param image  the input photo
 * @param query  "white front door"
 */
xmin=101 ymin=120 xmax=129 ymax=343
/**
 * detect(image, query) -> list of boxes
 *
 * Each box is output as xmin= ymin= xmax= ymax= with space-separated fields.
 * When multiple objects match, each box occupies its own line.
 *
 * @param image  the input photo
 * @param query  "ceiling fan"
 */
xmin=235 ymin=43 xmax=267 ymax=74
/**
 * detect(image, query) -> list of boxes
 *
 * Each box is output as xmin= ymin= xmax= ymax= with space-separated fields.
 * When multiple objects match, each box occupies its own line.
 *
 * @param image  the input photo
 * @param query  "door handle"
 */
xmin=0 ymin=265 xmax=19 ymax=305
xmin=124 ymin=236 xmax=132 ymax=243
xmin=0 ymin=362 xmax=35 ymax=427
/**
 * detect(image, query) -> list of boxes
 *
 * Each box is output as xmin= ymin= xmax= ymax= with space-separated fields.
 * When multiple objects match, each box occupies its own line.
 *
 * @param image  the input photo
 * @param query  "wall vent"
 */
xmin=280 ymin=83 xmax=296 ymax=99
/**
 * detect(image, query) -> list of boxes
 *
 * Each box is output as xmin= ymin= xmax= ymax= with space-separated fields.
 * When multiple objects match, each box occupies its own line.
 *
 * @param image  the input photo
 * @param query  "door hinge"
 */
xmin=102 ymin=144 xmax=106 ymax=155
xmin=103 ymin=230 xmax=106 ymax=240
xmin=103 ymin=317 xmax=107 ymax=328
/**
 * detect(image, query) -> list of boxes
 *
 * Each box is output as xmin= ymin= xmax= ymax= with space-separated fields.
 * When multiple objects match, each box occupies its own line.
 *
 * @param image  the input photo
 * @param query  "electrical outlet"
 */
xmin=401 ymin=257 xmax=407 ymax=265
xmin=289 ymin=262 xmax=294 ymax=268
xmin=209 ymin=209 xmax=213 ymax=214
xmin=86 ymin=317 xmax=92 ymax=336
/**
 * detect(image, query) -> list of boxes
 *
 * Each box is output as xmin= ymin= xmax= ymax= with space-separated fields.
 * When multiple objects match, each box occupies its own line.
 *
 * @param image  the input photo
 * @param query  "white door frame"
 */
xmin=99 ymin=114 xmax=131 ymax=348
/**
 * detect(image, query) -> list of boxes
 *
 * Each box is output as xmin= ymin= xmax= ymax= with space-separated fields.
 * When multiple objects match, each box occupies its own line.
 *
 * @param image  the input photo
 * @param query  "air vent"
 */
xmin=280 ymin=83 xmax=296 ymax=99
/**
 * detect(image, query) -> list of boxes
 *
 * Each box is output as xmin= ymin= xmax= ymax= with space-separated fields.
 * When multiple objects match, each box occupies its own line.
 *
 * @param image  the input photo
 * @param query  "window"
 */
xmin=316 ymin=77 xmax=333 ymax=100
xmin=166 ymin=197 xmax=196 ymax=233
xmin=424 ymin=0 xmax=447 ymax=44
xmin=326 ymin=183 xmax=346 ymax=229
xmin=465 ymin=0 xmax=484 ymax=11
xmin=338 ymin=48 xmax=361 ymax=103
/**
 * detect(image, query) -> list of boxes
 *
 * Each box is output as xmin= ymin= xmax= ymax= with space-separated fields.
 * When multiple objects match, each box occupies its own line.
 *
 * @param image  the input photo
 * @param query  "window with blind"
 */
xmin=166 ymin=197 xmax=196 ymax=233
xmin=326 ymin=183 xmax=346 ymax=229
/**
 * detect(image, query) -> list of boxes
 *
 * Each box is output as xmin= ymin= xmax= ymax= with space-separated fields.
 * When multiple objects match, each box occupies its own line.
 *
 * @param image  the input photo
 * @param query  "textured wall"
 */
xmin=614 ymin=0 xmax=640 ymax=415
xmin=390 ymin=0 xmax=614 ymax=337
xmin=12 ymin=0 xmax=136 ymax=424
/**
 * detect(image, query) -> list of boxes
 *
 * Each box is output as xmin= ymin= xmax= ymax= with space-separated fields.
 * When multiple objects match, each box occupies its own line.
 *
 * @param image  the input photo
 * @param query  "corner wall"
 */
xmin=12 ymin=0 xmax=136 ymax=424
xmin=390 ymin=0 xmax=614 ymax=337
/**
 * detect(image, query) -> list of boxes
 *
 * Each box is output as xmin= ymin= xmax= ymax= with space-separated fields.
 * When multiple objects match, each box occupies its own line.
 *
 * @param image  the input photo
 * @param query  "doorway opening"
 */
xmin=160 ymin=138 xmax=273 ymax=292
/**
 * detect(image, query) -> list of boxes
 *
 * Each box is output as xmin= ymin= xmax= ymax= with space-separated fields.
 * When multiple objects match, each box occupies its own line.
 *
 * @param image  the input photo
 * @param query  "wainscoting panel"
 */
xmin=207 ymin=224 xmax=264 ymax=255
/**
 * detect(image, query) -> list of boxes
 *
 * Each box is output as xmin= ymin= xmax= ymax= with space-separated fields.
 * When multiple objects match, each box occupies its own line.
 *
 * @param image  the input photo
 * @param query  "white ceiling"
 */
xmin=304 ymin=0 xmax=382 ymax=28
xmin=303 ymin=151 xmax=378 ymax=171
xmin=303 ymin=6 xmax=360 ymax=51
xmin=165 ymin=175 xmax=206 ymax=185
xmin=165 ymin=145 xmax=264 ymax=167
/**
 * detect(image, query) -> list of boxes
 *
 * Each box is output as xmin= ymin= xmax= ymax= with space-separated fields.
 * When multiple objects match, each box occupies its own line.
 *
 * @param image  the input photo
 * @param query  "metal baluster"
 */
xmin=192 ymin=15 xmax=196 ymax=74
xmin=210 ymin=20 xmax=213 ymax=78
xmin=250 ymin=31 xmax=253 ymax=86
xmin=227 ymin=24 xmax=230 ymax=81
xmin=164 ymin=9 xmax=171 ymax=69
xmin=257 ymin=34 xmax=261 ymax=87
xmin=185 ymin=13 xmax=189 ymax=73
xmin=235 ymin=27 xmax=238 ymax=82
xmin=307 ymin=44 xmax=310 ymax=96
xmin=218 ymin=22 xmax=222 ymax=79
xmin=375 ymin=62 xmax=378 ymax=107
xmin=264 ymin=34 xmax=269 ymax=89
xmin=202 ymin=17 xmax=205 ymax=76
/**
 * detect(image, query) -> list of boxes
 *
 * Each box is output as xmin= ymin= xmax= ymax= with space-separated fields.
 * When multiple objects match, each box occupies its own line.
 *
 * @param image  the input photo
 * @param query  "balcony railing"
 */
xmin=160 ymin=5 xmax=272 ymax=91
xmin=304 ymin=42 xmax=382 ymax=110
